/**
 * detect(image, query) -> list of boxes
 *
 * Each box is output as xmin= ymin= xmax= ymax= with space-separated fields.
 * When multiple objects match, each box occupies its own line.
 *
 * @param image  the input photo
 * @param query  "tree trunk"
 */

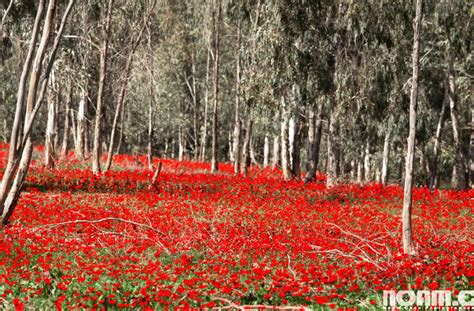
xmin=272 ymin=133 xmax=280 ymax=169
xmin=447 ymin=50 xmax=467 ymax=190
xmin=263 ymin=134 xmax=269 ymax=167
xmin=104 ymin=0 xmax=155 ymax=171
xmin=250 ymin=138 xmax=258 ymax=165
xmin=233 ymin=20 xmax=242 ymax=175
xmin=304 ymin=101 xmax=324 ymax=184
xmin=75 ymin=90 xmax=86 ymax=160
xmin=429 ymin=93 xmax=447 ymax=189
xmin=178 ymin=128 xmax=185 ymax=161
xmin=147 ymin=86 xmax=154 ymax=170
xmin=402 ymin=0 xmax=422 ymax=256
xmin=61 ymin=77 xmax=72 ymax=157
xmin=364 ymin=139 xmax=371 ymax=183
xmin=240 ymin=110 xmax=252 ymax=176
xmin=381 ymin=129 xmax=391 ymax=186
xmin=200 ymin=48 xmax=210 ymax=162
xmin=327 ymin=101 xmax=339 ymax=187
xmin=281 ymin=98 xmax=293 ymax=180
xmin=1 ymin=0 xmax=74 ymax=224
xmin=92 ymin=0 xmax=114 ymax=174
xmin=210 ymin=0 xmax=221 ymax=173
xmin=0 ymin=0 xmax=45 ymax=210
xmin=44 ymin=79 xmax=57 ymax=169
xmin=191 ymin=54 xmax=200 ymax=160
xmin=290 ymin=85 xmax=304 ymax=178
xmin=53 ymin=85 xmax=60 ymax=151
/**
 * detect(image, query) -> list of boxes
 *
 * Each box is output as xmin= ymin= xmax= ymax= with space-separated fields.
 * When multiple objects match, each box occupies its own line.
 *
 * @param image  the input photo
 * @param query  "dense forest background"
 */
xmin=0 ymin=0 xmax=472 ymax=189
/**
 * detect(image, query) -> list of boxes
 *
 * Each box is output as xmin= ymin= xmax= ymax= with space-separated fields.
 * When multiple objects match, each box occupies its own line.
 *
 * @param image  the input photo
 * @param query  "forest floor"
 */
xmin=0 ymin=144 xmax=473 ymax=310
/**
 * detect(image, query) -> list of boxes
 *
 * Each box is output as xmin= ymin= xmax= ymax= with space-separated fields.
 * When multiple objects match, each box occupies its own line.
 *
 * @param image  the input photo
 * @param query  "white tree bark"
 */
xmin=402 ymin=0 xmax=422 ymax=256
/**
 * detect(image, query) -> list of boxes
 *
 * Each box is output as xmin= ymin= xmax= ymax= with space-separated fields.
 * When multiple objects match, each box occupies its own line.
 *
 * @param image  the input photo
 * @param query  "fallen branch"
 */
xmin=32 ymin=217 xmax=170 ymax=254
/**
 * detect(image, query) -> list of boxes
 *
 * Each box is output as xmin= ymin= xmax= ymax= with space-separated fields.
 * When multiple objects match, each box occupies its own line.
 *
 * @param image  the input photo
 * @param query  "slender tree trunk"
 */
xmin=164 ymin=135 xmax=170 ymax=159
xmin=210 ymin=0 xmax=221 ymax=173
xmin=364 ymin=139 xmax=371 ymax=183
xmin=447 ymin=50 xmax=467 ymax=190
xmin=200 ymin=49 xmax=211 ymax=162
xmin=381 ymin=129 xmax=391 ymax=186
xmin=178 ymin=127 xmax=185 ymax=161
xmin=272 ymin=133 xmax=280 ymax=169
xmin=53 ymin=84 xmax=60 ymax=151
xmin=429 ymin=95 xmax=447 ymax=189
xmin=191 ymin=54 xmax=200 ymax=160
xmin=75 ymin=90 xmax=86 ymax=160
xmin=327 ymin=101 xmax=339 ymax=187
xmin=263 ymin=134 xmax=269 ymax=167
xmin=290 ymin=84 xmax=304 ymax=178
xmin=61 ymin=77 xmax=73 ymax=156
xmin=147 ymin=86 xmax=154 ymax=170
xmin=0 ymin=0 xmax=45 ymax=209
xmin=402 ymin=0 xmax=422 ymax=256
xmin=2 ymin=0 xmax=74 ymax=224
xmin=250 ymin=138 xmax=258 ymax=165
xmin=92 ymin=0 xmax=114 ymax=174
xmin=233 ymin=20 xmax=242 ymax=175
xmin=304 ymin=101 xmax=324 ymax=183
xmin=70 ymin=106 xmax=77 ymax=154
xmin=281 ymin=98 xmax=293 ymax=180
xmin=115 ymin=102 xmax=125 ymax=154
xmin=240 ymin=109 xmax=252 ymax=176
xmin=104 ymin=0 xmax=155 ymax=171
xmin=45 ymin=79 xmax=57 ymax=169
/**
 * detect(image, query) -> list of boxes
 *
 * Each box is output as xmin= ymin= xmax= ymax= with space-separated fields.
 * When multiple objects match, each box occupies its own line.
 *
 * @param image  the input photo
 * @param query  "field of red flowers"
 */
xmin=0 ymin=144 xmax=473 ymax=310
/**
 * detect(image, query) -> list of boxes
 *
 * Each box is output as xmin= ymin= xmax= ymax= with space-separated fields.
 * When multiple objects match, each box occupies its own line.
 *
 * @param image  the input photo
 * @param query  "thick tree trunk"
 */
xmin=233 ymin=21 xmax=242 ymax=175
xmin=210 ymin=0 xmax=221 ymax=173
xmin=447 ymin=51 xmax=467 ymax=190
xmin=402 ymin=0 xmax=422 ymax=256
xmin=92 ymin=0 xmax=114 ymax=174
xmin=61 ymin=77 xmax=73 ymax=156
xmin=304 ymin=102 xmax=324 ymax=183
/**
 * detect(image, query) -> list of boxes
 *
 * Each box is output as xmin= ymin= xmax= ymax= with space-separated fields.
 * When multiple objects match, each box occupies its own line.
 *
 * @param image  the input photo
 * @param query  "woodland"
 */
xmin=0 ymin=0 xmax=473 ymax=309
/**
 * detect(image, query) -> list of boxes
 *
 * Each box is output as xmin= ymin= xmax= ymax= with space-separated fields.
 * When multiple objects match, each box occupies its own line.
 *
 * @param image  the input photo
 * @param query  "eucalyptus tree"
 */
xmin=402 ymin=0 xmax=422 ymax=256
xmin=91 ymin=0 xmax=114 ymax=174
xmin=0 ymin=0 xmax=75 ymax=225
xmin=103 ymin=0 xmax=157 ymax=171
